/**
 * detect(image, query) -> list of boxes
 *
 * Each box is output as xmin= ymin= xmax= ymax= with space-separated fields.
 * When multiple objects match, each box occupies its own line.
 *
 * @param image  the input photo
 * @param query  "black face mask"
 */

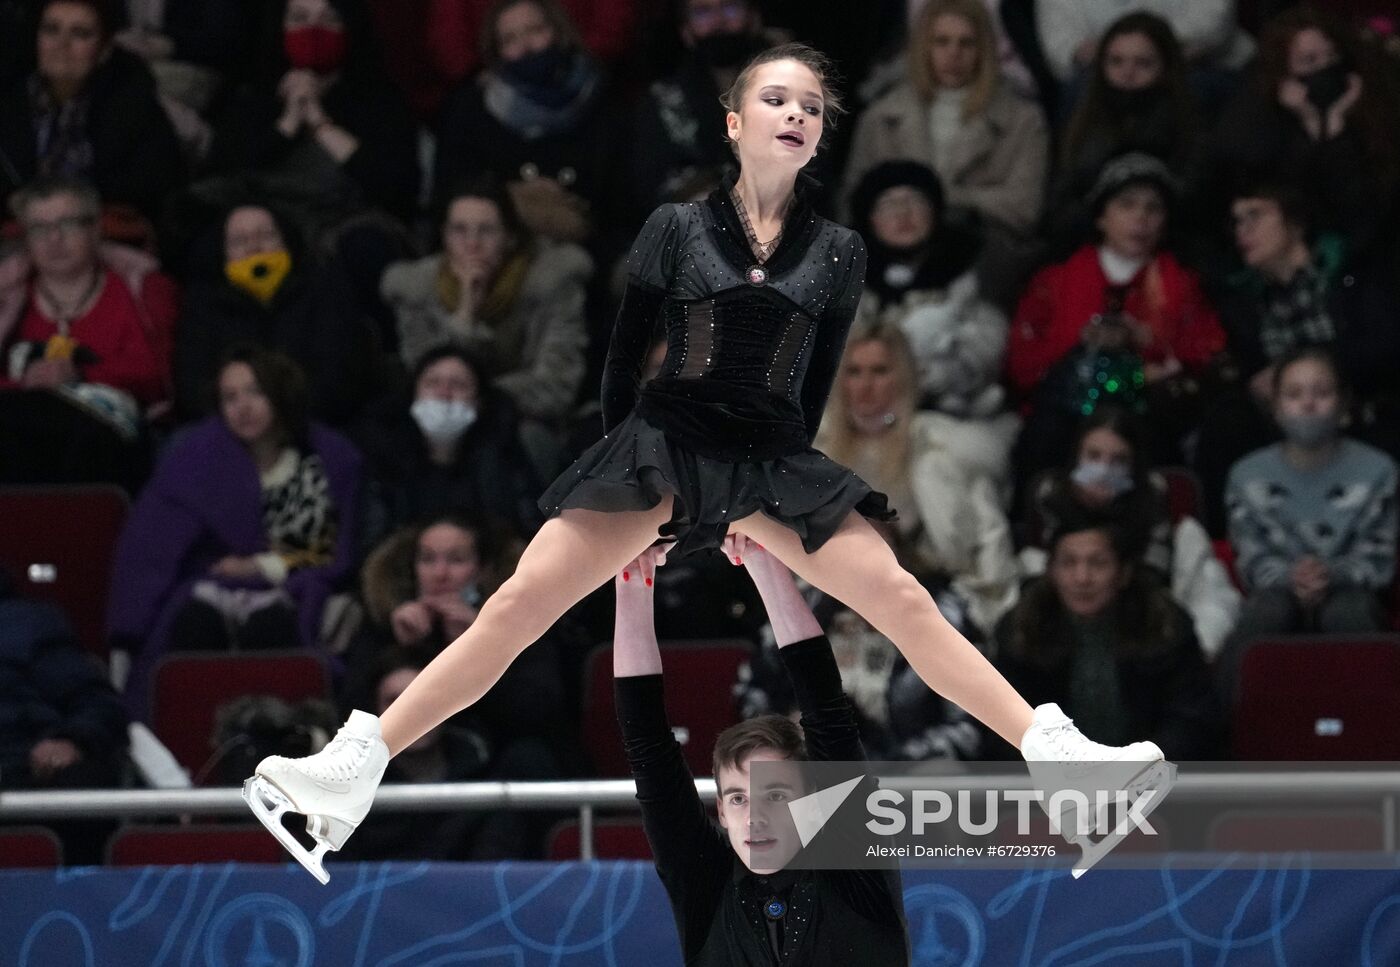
xmin=1102 ymin=84 xmax=1165 ymax=116
xmin=694 ymin=30 xmax=761 ymax=69
xmin=500 ymin=44 xmax=569 ymax=86
xmin=1302 ymin=61 xmax=1350 ymax=112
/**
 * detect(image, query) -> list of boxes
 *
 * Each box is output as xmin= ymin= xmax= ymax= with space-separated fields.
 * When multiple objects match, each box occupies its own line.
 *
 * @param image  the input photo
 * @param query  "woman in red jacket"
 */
xmin=0 ymin=176 xmax=176 ymax=487
xmin=1008 ymin=152 xmax=1223 ymax=490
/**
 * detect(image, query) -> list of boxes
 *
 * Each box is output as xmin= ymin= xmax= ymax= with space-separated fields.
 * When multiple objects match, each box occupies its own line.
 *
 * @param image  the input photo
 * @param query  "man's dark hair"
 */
xmin=712 ymin=713 xmax=804 ymax=778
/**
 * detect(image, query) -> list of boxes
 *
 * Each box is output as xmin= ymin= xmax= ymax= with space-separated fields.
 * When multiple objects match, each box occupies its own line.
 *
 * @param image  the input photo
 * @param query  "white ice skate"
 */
xmin=242 ymin=709 xmax=389 ymax=884
xmin=1020 ymin=703 xmax=1175 ymax=878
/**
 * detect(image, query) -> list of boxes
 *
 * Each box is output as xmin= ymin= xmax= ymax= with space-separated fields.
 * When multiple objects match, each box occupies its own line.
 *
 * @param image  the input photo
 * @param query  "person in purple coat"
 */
xmin=108 ymin=345 xmax=362 ymax=717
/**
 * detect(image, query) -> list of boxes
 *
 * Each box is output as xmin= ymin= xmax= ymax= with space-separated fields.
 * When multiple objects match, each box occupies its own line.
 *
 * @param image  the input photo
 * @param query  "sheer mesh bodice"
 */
xmin=539 ymin=174 xmax=888 ymax=557
xmin=601 ymin=176 xmax=867 ymax=462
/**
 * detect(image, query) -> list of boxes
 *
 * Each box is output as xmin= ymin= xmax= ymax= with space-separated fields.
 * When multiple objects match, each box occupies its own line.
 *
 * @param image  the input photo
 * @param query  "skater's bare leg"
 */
xmin=729 ymin=511 xmax=1034 ymax=747
xmin=379 ymin=498 xmax=675 ymax=755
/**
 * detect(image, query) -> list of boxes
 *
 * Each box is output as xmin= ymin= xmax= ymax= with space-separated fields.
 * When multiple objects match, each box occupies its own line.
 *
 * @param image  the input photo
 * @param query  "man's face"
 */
xmin=715 ymin=748 xmax=805 ymax=874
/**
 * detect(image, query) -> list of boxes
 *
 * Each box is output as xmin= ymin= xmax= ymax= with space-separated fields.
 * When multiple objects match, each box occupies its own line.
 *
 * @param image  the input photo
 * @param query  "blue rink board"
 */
xmin=2 ymin=860 xmax=1399 ymax=966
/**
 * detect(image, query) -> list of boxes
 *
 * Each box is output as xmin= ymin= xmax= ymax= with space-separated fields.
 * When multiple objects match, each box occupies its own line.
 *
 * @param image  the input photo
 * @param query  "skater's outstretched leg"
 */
xmin=727 ymin=510 xmax=1034 ymax=747
xmin=380 ymin=498 xmax=676 ymax=753
xmin=244 ymin=499 xmax=675 ymax=881
xmin=726 ymin=514 xmax=1171 ymax=874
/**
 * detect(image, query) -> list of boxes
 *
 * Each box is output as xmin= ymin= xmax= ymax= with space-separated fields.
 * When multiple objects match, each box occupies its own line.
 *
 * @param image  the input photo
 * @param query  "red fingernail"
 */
xmin=645 ymin=577 xmax=653 ymax=587
xmin=622 ymin=571 xmax=630 ymax=582
xmin=735 ymin=556 xmax=743 ymax=564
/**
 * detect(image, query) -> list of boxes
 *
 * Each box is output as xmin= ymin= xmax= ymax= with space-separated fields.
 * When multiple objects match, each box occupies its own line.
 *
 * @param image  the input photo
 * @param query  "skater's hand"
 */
xmin=30 ymin=738 xmax=81 ymax=778
xmin=425 ymin=594 xmax=478 ymax=640
xmin=617 ymin=544 xmax=671 ymax=592
xmin=613 ymin=545 xmax=670 ymax=677
xmin=211 ymin=556 xmax=263 ymax=581
xmin=724 ymin=534 xmax=788 ymax=588
xmin=726 ymin=535 xmax=822 ymax=646
xmin=390 ymin=600 xmax=434 ymax=645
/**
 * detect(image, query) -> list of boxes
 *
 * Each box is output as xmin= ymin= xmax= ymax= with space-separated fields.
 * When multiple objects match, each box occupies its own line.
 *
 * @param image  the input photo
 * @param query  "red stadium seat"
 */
xmin=0 ymin=827 xmax=63 ymax=868
xmin=150 ymin=651 xmax=331 ymax=780
xmin=582 ymin=640 xmax=749 ymax=777
xmin=0 ymin=486 xmax=128 ymax=659
xmin=106 ymin=824 xmax=288 ymax=866
xmin=1232 ymin=636 xmax=1400 ymax=760
xmin=547 ymin=818 xmax=654 ymax=860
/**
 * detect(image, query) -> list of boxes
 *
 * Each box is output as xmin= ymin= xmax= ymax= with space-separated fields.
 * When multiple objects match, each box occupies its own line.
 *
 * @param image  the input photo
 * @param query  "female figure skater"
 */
xmin=245 ymin=43 xmax=1166 ymax=883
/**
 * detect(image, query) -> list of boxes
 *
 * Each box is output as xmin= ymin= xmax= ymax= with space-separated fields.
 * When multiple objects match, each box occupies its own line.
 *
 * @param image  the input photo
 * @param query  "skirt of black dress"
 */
xmin=537 ymin=411 xmax=894 ymax=557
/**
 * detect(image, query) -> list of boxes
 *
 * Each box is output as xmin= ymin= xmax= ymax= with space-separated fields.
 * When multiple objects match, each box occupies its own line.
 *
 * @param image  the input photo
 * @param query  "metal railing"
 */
xmin=3 ymin=771 xmax=1398 ymax=860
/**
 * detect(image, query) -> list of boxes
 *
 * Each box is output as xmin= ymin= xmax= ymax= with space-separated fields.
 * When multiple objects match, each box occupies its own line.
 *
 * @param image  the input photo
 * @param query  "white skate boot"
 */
xmin=1020 ymin=704 xmax=1175 ymax=878
xmin=242 ymin=709 xmax=389 ymax=884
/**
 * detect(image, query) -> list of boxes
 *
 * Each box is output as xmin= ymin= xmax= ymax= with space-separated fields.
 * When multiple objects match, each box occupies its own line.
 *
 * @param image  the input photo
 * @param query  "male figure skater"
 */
xmin=613 ymin=535 xmax=910 ymax=965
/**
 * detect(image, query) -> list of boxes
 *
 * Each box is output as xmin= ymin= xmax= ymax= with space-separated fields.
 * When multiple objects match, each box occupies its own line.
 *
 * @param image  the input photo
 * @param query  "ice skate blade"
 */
xmin=242 ymin=777 xmax=332 ymax=885
xmin=1068 ymin=761 xmax=1176 ymax=878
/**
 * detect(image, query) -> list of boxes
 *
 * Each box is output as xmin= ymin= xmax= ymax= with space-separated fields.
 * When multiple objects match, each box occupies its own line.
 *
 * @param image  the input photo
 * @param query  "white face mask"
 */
xmin=1071 ymin=459 xmax=1134 ymax=496
xmin=411 ymin=398 xmax=478 ymax=444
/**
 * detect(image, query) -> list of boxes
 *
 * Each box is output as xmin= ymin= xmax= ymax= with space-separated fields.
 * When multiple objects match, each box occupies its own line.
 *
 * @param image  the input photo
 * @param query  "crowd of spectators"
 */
xmin=3 ymin=0 xmax=1400 ymax=860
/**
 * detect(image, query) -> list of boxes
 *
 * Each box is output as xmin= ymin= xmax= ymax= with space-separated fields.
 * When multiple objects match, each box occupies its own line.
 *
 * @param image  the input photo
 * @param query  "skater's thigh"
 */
xmin=503 ymin=496 xmax=676 ymax=596
xmin=728 ymin=510 xmax=923 ymax=606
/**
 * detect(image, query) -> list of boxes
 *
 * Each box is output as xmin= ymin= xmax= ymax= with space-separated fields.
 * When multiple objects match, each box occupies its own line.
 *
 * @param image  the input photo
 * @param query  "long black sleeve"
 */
xmin=799 ymin=232 xmax=867 ymax=442
xmin=780 ymin=636 xmax=905 ymax=932
xmin=601 ymin=204 xmax=681 ymax=429
xmin=779 ymin=635 xmax=865 ymax=763
xmin=600 ymin=281 xmax=665 ymax=431
xmin=615 ymin=674 xmax=729 ymax=955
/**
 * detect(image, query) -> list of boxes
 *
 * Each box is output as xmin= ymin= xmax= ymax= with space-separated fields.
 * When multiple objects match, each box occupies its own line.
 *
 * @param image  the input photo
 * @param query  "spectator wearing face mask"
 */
xmin=1020 ymin=406 xmax=1240 ymax=660
xmin=173 ymin=203 xmax=380 ymax=425
xmin=432 ymin=0 xmax=616 ymax=245
xmin=206 ymin=0 xmax=419 ymax=223
xmin=1193 ymin=182 xmax=1400 ymax=533
xmin=381 ymin=178 xmax=590 ymax=474
xmin=1223 ymin=347 xmax=1396 ymax=656
xmin=354 ymin=345 xmax=543 ymax=548
xmin=618 ymin=0 xmax=770 ymax=231
xmin=365 ymin=0 xmax=639 ymax=122
xmin=1047 ymin=12 xmax=1206 ymax=249
xmin=1008 ymin=152 xmax=1225 ymax=490
xmin=1214 ymin=6 xmax=1400 ymax=259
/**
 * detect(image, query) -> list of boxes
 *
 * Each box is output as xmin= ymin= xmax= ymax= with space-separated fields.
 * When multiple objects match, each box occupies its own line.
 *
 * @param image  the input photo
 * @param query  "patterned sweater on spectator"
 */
xmin=1226 ymin=439 xmax=1397 ymax=593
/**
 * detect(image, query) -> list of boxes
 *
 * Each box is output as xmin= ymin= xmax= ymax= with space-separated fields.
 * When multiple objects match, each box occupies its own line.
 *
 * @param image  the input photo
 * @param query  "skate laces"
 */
xmin=308 ymin=729 xmax=374 ymax=782
xmin=1035 ymin=718 xmax=1110 ymax=761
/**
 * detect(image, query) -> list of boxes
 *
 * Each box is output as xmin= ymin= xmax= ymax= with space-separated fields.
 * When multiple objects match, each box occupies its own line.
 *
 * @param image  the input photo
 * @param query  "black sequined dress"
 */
xmin=539 ymin=175 xmax=893 ymax=555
